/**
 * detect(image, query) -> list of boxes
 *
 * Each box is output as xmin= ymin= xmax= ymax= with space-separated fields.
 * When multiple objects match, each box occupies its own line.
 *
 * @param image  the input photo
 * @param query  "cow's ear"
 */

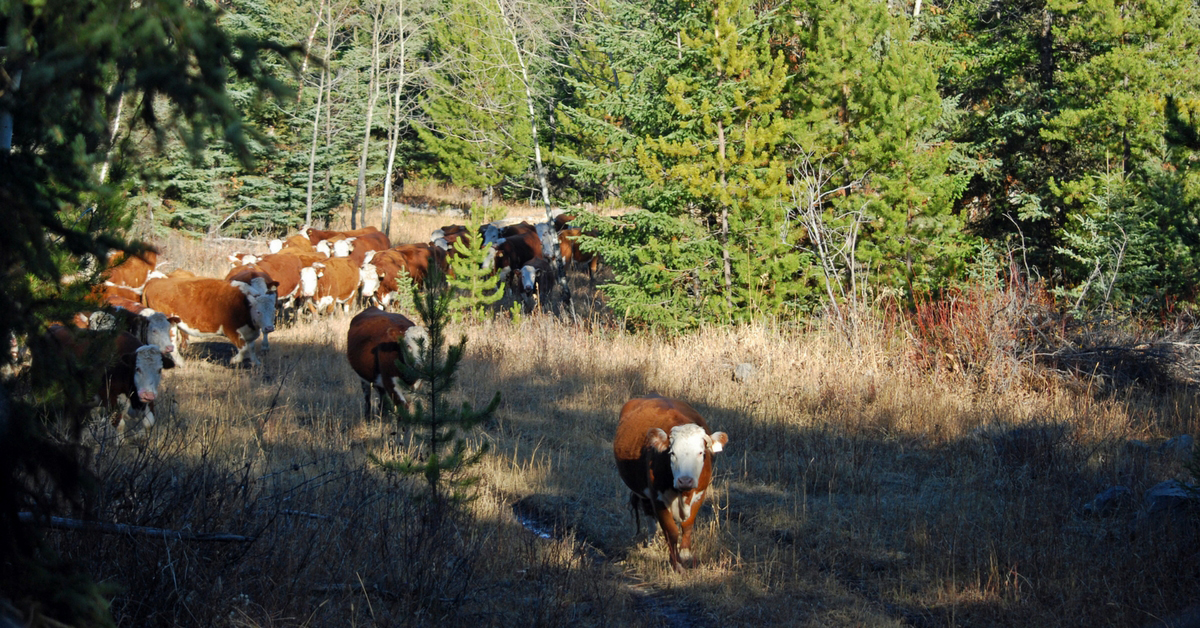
xmin=709 ymin=431 xmax=728 ymax=453
xmin=268 ymin=281 xmax=280 ymax=292
xmin=168 ymin=316 xmax=181 ymax=324
xmin=647 ymin=428 xmax=670 ymax=453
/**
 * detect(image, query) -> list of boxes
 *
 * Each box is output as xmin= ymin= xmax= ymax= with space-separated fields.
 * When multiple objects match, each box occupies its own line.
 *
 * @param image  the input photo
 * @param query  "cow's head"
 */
xmin=268 ymin=239 xmax=284 ymax=254
xmin=359 ymin=263 xmax=380 ymax=300
xmin=482 ymin=242 xmax=502 ymax=271
xmin=315 ymin=240 xmax=331 ymax=256
xmin=648 ymin=424 xmax=728 ymax=491
xmin=432 ymin=237 xmax=451 ymax=251
xmin=139 ymin=310 xmax=177 ymax=354
xmin=429 ymin=228 xmax=445 ymax=242
xmin=130 ymin=344 xmax=169 ymax=403
xmin=332 ymin=238 xmax=354 ymax=257
xmin=299 ymin=265 xmax=321 ymax=297
xmin=234 ymin=281 xmax=277 ymax=333
xmin=363 ymin=249 xmax=378 ymax=265
xmin=481 ymin=224 xmax=503 ymax=247
xmin=520 ymin=263 xmax=540 ymax=295
xmin=402 ymin=325 xmax=428 ymax=369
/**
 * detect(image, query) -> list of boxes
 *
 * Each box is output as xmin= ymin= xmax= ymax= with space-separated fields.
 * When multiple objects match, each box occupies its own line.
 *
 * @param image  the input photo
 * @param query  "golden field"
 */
xmin=41 ymin=201 xmax=1200 ymax=627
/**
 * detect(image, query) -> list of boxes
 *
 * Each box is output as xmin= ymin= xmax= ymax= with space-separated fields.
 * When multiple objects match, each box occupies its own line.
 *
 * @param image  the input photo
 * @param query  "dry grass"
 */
xmin=35 ymin=227 xmax=1200 ymax=627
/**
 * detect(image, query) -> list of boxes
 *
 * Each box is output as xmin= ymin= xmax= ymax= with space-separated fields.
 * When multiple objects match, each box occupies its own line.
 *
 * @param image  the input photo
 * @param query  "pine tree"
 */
xmin=788 ymin=0 xmax=970 ymax=300
xmin=1 ymin=0 xmax=297 ymax=622
xmin=371 ymin=269 xmax=500 ymax=508
xmin=447 ymin=217 xmax=505 ymax=321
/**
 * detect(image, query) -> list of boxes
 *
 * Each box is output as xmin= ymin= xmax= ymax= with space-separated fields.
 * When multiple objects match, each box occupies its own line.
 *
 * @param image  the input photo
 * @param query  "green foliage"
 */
xmin=371 ymin=269 xmax=499 ymax=507
xmin=447 ymin=215 xmax=505 ymax=321
xmin=417 ymin=0 xmax=530 ymax=200
xmin=787 ymin=0 xmax=970 ymax=299
xmin=1 ymin=0 xmax=296 ymax=622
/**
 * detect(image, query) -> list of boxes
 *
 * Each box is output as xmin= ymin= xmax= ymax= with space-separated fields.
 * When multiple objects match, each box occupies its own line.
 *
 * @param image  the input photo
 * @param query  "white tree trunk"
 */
xmin=305 ymin=0 xmax=332 ymax=228
xmin=352 ymin=0 xmax=385 ymax=230
xmin=496 ymin=0 xmax=553 ymax=221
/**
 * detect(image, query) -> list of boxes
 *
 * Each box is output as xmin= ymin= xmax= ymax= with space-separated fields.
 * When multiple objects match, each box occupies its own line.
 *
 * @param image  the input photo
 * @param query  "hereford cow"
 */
xmin=613 ymin=394 xmax=729 ymax=572
xmin=483 ymin=230 xmax=543 ymax=286
xmin=345 ymin=307 xmax=427 ymax=419
xmin=142 ymin=276 xmax=276 ymax=367
xmin=99 ymin=296 xmax=181 ymax=361
xmin=224 ymin=266 xmax=280 ymax=351
xmin=102 ymin=247 xmax=160 ymax=289
xmin=559 ymin=227 xmax=600 ymax=279
xmin=269 ymin=234 xmax=315 ymax=254
xmin=302 ymin=257 xmax=362 ymax=315
xmin=37 ymin=325 xmax=172 ymax=441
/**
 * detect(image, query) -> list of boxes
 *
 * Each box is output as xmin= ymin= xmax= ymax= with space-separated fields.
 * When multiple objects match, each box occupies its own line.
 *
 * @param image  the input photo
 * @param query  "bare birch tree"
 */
xmin=351 ymin=0 xmax=386 ymax=229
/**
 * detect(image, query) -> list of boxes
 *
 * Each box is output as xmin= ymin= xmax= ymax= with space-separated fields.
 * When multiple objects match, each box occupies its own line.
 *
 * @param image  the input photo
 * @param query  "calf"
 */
xmin=483 ymin=231 xmax=543 ymax=286
xmin=345 ymin=307 xmax=427 ymax=418
xmin=613 ymin=394 xmax=729 ymax=572
xmin=37 ymin=325 xmax=172 ymax=441
xmin=142 ymin=276 xmax=276 ymax=367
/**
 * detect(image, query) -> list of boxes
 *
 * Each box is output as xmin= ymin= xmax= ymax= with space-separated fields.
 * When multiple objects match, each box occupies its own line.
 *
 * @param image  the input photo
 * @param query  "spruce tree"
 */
xmin=447 ymin=217 xmax=505 ymax=321
xmin=371 ymin=269 xmax=500 ymax=508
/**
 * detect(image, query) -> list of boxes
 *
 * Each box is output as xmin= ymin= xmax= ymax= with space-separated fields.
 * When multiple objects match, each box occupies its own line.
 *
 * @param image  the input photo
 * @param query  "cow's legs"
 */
xmin=361 ymin=380 xmax=373 ymax=420
xmin=654 ymin=506 xmax=685 ymax=573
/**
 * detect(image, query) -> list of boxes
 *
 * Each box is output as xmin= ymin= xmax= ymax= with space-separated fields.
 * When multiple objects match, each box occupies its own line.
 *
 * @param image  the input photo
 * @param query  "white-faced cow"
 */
xmin=518 ymin=257 xmax=556 ymax=313
xmin=345 ymin=307 xmax=427 ymax=418
xmin=613 ymin=394 xmax=729 ymax=572
xmin=302 ymin=257 xmax=362 ymax=315
xmin=142 ymin=276 xmax=276 ymax=367
xmin=37 ymin=325 xmax=172 ymax=441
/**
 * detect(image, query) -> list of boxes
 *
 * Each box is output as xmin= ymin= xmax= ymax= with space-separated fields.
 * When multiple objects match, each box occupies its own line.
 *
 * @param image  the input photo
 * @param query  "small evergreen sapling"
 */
xmin=371 ymin=268 xmax=499 ymax=507
xmin=447 ymin=215 xmax=505 ymax=321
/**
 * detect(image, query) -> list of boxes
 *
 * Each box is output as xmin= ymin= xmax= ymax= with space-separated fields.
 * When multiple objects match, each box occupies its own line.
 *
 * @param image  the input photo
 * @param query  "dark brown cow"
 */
xmin=102 ymin=247 xmax=160 ymax=289
xmin=303 ymin=257 xmax=362 ymax=315
xmin=558 ymin=227 xmax=600 ymax=279
xmin=37 ymin=325 xmax=172 ymax=440
xmin=613 ymin=394 xmax=729 ymax=572
xmin=517 ymin=257 xmax=556 ymax=312
xmin=345 ymin=307 xmax=426 ymax=418
xmin=483 ymin=231 xmax=543 ymax=286
xmin=142 ymin=276 xmax=276 ymax=367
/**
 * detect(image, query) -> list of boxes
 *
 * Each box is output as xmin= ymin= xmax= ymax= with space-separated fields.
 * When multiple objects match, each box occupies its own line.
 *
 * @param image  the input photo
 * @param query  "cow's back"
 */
xmin=143 ymin=277 xmax=249 ymax=333
xmin=346 ymin=308 xmax=415 ymax=382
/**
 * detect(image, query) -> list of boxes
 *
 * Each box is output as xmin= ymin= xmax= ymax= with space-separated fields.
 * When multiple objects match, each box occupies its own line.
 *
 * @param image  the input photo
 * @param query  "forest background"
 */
xmin=34 ymin=0 xmax=1200 ymax=329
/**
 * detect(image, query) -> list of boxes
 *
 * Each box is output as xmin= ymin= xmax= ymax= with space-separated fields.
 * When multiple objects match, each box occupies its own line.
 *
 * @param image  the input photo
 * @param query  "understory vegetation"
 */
xmin=18 ymin=220 xmax=1199 ymax=627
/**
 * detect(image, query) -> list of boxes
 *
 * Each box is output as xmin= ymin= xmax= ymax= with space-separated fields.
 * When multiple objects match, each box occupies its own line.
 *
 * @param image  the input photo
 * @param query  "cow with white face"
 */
xmin=613 ymin=394 xmax=729 ymax=572
xmin=141 ymin=276 xmax=276 ymax=367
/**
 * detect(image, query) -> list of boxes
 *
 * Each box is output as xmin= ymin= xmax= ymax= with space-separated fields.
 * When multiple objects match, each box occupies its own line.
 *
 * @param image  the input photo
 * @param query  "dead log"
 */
xmin=18 ymin=512 xmax=255 ymax=542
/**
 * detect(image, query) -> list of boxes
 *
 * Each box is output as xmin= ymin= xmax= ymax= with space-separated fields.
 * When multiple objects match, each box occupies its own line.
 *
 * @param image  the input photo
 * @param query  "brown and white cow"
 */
xmin=345 ymin=307 xmax=427 ymax=419
xmin=269 ymin=233 xmax=316 ymax=254
xmin=224 ymin=266 xmax=280 ymax=351
xmin=142 ymin=276 xmax=276 ymax=367
xmin=613 ymin=394 xmax=729 ymax=572
xmin=37 ymin=325 xmax=172 ymax=441
xmin=302 ymin=257 xmax=362 ymax=315
xmin=483 ymin=230 xmax=544 ymax=287
xmin=559 ymin=227 xmax=600 ymax=279
xmin=98 ymin=295 xmax=181 ymax=362
xmin=102 ymin=247 xmax=160 ymax=290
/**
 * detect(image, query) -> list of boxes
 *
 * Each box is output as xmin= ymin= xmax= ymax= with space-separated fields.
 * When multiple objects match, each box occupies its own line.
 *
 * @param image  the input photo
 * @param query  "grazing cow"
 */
xmin=345 ymin=307 xmax=427 ymax=418
xmin=518 ymin=257 xmax=556 ymax=312
xmin=362 ymin=249 xmax=410 ymax=308
xmin=558 ymin=227 xmax=600 ymax=279
xmin=102 ymin=247 xmax=160 ymax=289
xmin=302 ymin=257 xmax=362 ymax=315
xmin=37 ymin=326 xmax=172 ymax=440
xmin=142 ymin=276 xmax=276 ymax=367
xmin=613 ymin=394 xmax=729 ymax=572
xmin=483 ymin=231 xmax=543 ymax=286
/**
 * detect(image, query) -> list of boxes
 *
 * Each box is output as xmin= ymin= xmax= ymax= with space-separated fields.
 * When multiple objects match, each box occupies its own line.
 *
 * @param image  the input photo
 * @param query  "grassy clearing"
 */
xmin=39 ymin=212 xmax=1200 ymax=627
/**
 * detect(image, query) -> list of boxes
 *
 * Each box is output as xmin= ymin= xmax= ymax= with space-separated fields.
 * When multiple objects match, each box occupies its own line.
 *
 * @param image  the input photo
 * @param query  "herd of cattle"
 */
xmin=19 ymin=215 xmax=597 ymax=442
xmin=15 ymin=216 xmax=732 ymax=572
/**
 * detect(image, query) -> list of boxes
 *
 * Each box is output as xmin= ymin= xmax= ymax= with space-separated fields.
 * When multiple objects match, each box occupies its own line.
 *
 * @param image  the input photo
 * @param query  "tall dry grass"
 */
xmin=34 ymin=220 xmax=1200 ymax=627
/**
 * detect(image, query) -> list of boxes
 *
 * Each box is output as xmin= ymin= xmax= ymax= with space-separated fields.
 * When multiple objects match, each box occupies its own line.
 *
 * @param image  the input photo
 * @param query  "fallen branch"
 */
xmin=18 ymin=512 xmax=255 ymax=542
